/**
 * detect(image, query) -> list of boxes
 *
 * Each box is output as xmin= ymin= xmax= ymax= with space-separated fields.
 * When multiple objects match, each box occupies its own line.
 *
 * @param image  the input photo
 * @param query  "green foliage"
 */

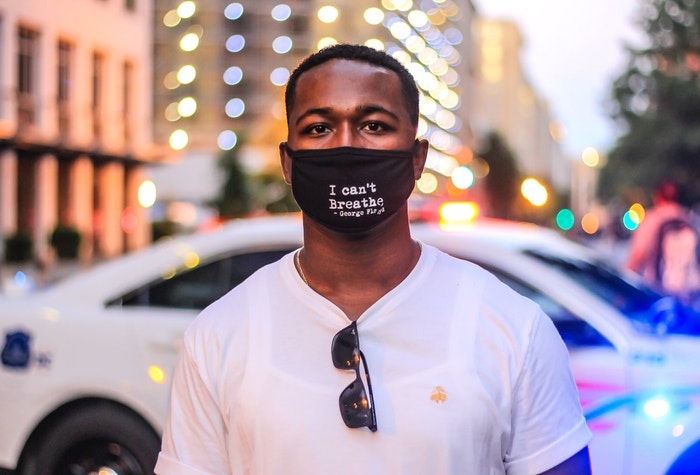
xmin=601 ymin=0 xmax=700 ymax=205
xmin=4 ymin=231 xmax=33 ymax=263
xmin=479 ymin=131 xmax=521 ymax=219
xmin=208 ymin=148 xmax=254 ymax=220
xmin=49 ymin=225 xmax=81 ymax=259
xmin=209 ymin=139 xmax=299 ymax=220
xmin=249 ymin=172 xmax=298 ymax=214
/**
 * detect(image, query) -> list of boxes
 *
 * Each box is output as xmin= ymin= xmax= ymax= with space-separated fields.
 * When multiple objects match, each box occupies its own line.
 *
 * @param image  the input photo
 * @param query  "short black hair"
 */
xmin=284 ymin=44 xmax=420 ymax=127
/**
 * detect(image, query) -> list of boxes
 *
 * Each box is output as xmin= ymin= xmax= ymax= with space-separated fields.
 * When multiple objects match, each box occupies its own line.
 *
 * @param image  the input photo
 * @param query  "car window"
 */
xmin=476 ymin=263 xmax=612 ymax=348
xmin=524 ymin=250 xmax=661 ymax=317
xmin=114 ymin=249 xmax=293 ymax=310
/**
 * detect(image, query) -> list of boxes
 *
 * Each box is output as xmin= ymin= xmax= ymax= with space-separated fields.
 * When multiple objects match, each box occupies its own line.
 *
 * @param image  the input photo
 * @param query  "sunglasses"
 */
xmin=331 ymin=321 xmax=377 ymax=432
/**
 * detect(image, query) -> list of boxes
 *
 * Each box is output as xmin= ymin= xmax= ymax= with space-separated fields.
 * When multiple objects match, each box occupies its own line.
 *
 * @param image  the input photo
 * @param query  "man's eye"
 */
xmin=309 ymin=124 xmax=329 ymax=134
xmin=364 ymin=122 xmax=384 ymax=132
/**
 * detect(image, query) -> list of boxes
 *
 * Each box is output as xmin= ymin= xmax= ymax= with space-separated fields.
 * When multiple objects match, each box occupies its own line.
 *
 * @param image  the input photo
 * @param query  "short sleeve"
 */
xmin=504 ymin=312 xmax=591 ymax=475
xmin=155 ymin=340 xmax=229 ymax=475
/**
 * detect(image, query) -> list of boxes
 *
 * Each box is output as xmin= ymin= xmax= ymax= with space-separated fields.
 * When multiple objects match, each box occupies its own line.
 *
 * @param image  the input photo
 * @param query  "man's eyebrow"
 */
xmin=294 ymin=104 xmax=401 ymax=126
xmin=358 ymin=104 xmax=400 ymax=122
xmin=295 ymin=107 xmax=332 ymax=126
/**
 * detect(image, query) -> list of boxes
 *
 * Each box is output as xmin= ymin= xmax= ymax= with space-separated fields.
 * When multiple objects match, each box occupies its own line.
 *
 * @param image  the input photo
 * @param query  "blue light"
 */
xmin=225 ymin=3 xmax=244 ymax=20
xmin=643 ymin=397 xmax=670 ymax=418
xmin=14 ymin=271 xmax=28 ymax=287
xmin=622 ymin=210 xmax=639 ymax=231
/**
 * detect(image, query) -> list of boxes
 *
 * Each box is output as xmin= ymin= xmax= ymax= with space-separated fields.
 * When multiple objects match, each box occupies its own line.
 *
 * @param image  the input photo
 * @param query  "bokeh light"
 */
xmin=364 ymin=38 xmax=384 ymax=50
xmin=317 ymin=37 xmax=338 ymax=49
xmin=582 ymin=147 xmax=600 ymax=167
xmin=169 ymin=129 xmax=189 ymax=150
xmin=218 ymin=130 xmax=238 ymax=150
xmin=223 ymin=66 xmax=243 ymax=85
xmin=623 ymin=210 xmax=640 ymax=231
xmin=121 ymin=207 xmax=138 ymax=234
xmin=630 ymin=203 xmax=645 ymax=223
xmin=226 ymin=35 xmax=245 ymax=53
xmin=363 ymin=7 xmax=384 ymax=25
xmin=177 ymin=65 xmax=196 ymax=84
xmin=225 ymin=98 xmax=245 ymax=118
xmin=177 ymin=97 xmax=197 ymax=117
xmin=521 ymin=178 xmax=548 ymax=207
xmin=177 ymin=1 xmax=196 ymax=19
xmin=271 ymin=4 xmax=291 ymax=21
xmin=270 ymin=67 xmax=290 ymax=86
xmin=163 ymin=10 xmax=181 ymax=27
xmin=163 ymin=71 xmax=180 ymax=90
xmin=225 ymin=3 xmax=244 ymax=20
xmin=138 ymin=180 xmax=157 ymax=208
xmin=164 ymin=102 xmax=180 ymax=121
xmin=180 ymin=33 xmax=200 ymax=52
xmin=450 ymin=166 xmax=474 ymax=189
xmin=272 ymin=36 xmax=293 ymax=54
xmin=148 ymin=365 xmax=166 ymax=384
xmin=317 ymin=6 xmax=339 ymax=23
xmin=581 ymin=213 xmax=600 ymax=234
xmin=439 ymin=201 xmax=479 ymax=228
xmin=556 ymin=208 xmax=575 ymax=231
xmin=417 ymin=172 xmax=438 ymax=194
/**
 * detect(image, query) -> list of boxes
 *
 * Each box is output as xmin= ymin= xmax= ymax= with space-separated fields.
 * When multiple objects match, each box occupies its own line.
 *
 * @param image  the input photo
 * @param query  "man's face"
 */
xmin=285 ymin=59 xmax=418 ymax=151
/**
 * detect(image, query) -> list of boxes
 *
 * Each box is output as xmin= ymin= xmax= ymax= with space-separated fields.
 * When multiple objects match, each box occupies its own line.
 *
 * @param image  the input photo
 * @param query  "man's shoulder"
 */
xmin=426 ymin=244 xmax=542 ymax=320
xmin=187 ymin=256 xmax=288 ymax=333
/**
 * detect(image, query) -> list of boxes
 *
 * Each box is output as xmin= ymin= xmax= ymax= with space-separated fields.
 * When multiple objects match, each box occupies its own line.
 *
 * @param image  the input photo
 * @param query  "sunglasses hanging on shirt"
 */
xmin=331 ymin=321 xmax=378 ymax=432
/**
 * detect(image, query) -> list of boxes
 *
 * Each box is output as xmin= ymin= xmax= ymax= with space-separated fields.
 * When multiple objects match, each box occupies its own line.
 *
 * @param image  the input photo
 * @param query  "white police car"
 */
xmin=1 ymin=214 xmax=700 ymax=474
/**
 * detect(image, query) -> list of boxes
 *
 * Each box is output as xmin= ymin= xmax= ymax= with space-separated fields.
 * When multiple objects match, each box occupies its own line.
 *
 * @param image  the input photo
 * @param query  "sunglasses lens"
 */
xmin=339 ymin=378 xmax=376 ymax=430
xmin=332 ymin=321 xmax=377 ymax=431
xmin=331 ymin=324 xmax=359 ymax=369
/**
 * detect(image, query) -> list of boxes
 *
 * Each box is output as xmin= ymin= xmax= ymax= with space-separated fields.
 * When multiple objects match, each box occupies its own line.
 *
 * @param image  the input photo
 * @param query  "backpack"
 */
xmin=653 ymin=218 xmax=700 ymax=299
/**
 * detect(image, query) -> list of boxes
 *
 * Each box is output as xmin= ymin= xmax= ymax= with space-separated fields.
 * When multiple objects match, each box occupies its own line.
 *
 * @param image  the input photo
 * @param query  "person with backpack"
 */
xmin=626 ymin=180 xmax=700 ymax=300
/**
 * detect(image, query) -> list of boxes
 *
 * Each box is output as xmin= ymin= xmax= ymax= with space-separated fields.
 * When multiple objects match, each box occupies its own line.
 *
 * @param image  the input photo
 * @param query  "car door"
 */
xmin=106 ymin=247 xmax=295 ymax=429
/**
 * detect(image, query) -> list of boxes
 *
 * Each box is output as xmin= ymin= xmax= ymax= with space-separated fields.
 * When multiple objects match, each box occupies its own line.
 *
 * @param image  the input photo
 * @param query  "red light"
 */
xmin=121 ymin=207 xmax=138 ymax=234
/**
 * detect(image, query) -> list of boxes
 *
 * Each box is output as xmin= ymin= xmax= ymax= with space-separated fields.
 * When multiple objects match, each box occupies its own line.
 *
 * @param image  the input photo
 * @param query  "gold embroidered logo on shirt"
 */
xmin=430 ymin=386 xmax=447 ymax=404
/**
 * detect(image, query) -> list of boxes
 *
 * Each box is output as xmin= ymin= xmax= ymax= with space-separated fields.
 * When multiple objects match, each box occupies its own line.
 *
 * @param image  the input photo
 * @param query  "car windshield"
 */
xmin=524 ymin=249 xmax=700 ymax=335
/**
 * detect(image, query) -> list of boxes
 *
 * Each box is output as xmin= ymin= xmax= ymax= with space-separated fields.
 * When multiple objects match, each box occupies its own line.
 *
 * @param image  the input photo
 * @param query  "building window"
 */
xmin=92 ymin=52 xmax=104 ymax=140
xmin=123 ymin=61 xmax=133 ymax=144
xmin=57 ymin=40 xmax=73 ymax=138
xmin=18 ymin=26 xmax=40 ymax=127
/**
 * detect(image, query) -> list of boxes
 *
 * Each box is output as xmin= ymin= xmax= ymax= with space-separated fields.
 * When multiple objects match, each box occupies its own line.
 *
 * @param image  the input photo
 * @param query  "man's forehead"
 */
xmin=297 ymin=58 xmax=397 ymax=86
xmin=292 ymin=59 xmax=403 ymax=112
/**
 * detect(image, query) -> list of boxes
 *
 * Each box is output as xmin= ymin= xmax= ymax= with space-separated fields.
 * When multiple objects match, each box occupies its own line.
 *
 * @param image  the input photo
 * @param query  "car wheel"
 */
xmin=17 ymin=402 xmax=160 ymax=475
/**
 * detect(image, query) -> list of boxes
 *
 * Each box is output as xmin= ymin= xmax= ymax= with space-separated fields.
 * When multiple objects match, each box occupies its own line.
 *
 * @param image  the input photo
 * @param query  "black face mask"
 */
xmin=285 ymin=144 xmax=418 ymax=233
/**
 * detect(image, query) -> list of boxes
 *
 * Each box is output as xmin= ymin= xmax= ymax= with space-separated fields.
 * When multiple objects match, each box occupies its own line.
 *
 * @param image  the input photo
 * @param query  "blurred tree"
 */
xmin=600 ymin=0 xmax=700 ymax=206
xmin=209 ymin=143 xmax=299 ymax=220
xmin=479 ymin=131 xmax=521 ymax=219
xmin=208 ymin=147 xmax=254 ymax=220
xmin=251 ymin=172 xmax=299 ymax=214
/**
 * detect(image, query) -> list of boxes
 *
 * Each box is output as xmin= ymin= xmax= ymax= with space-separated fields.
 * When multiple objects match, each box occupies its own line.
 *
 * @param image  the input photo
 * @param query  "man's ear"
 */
xmin=279 ymin=142 xmax=292 ymax=184
xmin=413 ymin=139 xmax=429 ymax=180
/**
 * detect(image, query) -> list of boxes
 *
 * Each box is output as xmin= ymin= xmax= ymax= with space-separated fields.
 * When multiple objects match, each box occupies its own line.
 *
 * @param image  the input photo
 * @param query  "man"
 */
xmin=155 ymin=44 xmax=591 ymax=474
xmin=626 ymin=180 xmax=699 ymax=298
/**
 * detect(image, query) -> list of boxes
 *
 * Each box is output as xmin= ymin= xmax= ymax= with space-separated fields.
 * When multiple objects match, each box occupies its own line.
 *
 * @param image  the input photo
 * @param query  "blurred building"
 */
xmin=0 ymin=0 xmax=160 ymax=264
xmin=472 ymin=19 xmax=570 ymax=194
xmin=150 ymin=0 xmax=479 ymax=214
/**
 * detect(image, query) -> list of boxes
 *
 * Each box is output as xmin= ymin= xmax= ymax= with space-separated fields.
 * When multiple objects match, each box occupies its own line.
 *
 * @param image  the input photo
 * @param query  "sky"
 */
xmin=473 ymin=0 xmax=645 ymax=157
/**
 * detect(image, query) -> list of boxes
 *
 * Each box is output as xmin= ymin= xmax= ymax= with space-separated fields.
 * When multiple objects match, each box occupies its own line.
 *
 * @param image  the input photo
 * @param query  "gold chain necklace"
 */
xmin=294 ymin=249 xmax=309 ymax=285
xmin=294 ymin=242 xmax=422 ymax=287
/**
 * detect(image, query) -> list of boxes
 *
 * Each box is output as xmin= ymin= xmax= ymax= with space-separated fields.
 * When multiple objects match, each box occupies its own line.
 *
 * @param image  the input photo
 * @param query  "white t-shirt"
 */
xmin=156 ymin=244 xmax=590 ymax=475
